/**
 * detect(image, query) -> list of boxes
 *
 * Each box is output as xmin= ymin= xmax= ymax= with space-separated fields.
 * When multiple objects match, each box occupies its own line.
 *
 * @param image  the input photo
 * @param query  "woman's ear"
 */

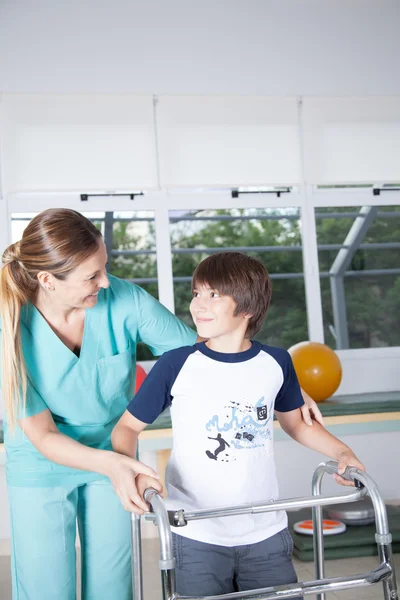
xmin=37 ymin=271 xmax=56 ymax=291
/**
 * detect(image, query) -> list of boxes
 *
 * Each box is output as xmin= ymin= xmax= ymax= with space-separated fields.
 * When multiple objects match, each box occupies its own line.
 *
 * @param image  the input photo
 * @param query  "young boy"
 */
xmin=112 ymin=252 xmax=364 ymax=596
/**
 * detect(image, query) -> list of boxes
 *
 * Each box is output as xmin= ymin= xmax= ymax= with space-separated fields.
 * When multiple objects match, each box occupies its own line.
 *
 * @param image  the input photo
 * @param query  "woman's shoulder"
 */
xmin=105 ymin=274 xmax=146 ymax=297
xmin=104 ymin=274 xmax=141 ymax=300
xmin=101 ymin=275 xmax=154 ymax=311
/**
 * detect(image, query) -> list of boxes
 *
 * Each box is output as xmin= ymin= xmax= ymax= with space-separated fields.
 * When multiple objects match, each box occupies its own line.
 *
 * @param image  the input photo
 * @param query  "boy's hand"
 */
xmin=300 ymin=389 xmax=324 ymax=427
xmin=136 ymin=473 xmax=164 ymax=508
xmin=106 ymin=453 xmax=160 ymax=514
xmin=333 ymin=450 xmax=366 ymax=487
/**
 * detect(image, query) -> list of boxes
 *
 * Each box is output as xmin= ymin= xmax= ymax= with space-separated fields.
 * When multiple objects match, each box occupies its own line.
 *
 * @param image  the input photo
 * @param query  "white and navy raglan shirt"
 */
xmin=127 ymin=341 xmax=304 ymax=547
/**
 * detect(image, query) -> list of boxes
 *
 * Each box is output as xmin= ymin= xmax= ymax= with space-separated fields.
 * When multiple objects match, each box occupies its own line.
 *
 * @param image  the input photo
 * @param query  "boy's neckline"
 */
xmin=195 ymin=340 xmax=261 ymax=363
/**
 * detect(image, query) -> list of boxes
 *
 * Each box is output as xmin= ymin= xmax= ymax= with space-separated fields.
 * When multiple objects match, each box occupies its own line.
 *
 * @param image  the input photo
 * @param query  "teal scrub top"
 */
xmin=2 ymin=275 xmax=196 ymax=487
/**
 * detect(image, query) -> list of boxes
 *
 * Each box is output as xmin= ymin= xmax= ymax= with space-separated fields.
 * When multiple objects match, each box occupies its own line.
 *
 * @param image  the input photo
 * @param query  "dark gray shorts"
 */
xmin=172 ymin=528 xmax=300 ymax=597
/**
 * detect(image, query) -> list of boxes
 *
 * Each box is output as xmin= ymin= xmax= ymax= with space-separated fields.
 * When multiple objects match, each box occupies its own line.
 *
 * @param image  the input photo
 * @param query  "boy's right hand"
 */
xmin=106 ymin=453 xmax=161 ymax=514
xmin=334 ymin=450 xmax=366 ymax=487
xmin=136 ymin=473 xmax=164 ymax=508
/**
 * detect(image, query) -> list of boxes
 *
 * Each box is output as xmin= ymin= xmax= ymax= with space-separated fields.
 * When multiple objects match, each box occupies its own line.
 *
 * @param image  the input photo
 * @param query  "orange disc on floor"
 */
xmin=293 ymin=519 xmax=346 ymax=536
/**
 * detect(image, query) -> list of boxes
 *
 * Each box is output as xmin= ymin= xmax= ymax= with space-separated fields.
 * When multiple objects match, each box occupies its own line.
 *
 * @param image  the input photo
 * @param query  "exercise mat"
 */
xmin=287 ymin=505 xmax=400 ymax=561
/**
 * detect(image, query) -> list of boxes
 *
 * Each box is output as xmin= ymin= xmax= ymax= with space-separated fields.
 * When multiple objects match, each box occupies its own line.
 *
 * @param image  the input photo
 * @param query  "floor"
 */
xmin=0 ymin=541 xmax=398 ymax=600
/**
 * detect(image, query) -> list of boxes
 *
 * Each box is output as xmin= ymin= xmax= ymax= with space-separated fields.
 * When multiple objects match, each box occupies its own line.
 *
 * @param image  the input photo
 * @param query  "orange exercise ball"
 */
xmin=288 ymin=341 xmax=342 ymax=402
xmin=135 ymin=364 xmax=147 ymax=394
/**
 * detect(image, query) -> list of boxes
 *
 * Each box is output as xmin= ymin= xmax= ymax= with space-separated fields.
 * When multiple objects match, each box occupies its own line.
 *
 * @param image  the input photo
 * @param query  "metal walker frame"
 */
xmin=131 ymin=461 xmax=398 ymax=600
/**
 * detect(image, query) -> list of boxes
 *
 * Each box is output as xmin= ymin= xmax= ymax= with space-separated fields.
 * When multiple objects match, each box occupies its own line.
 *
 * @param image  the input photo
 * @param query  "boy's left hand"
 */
xmin=333 ymin=451 xmax=366 ymax=487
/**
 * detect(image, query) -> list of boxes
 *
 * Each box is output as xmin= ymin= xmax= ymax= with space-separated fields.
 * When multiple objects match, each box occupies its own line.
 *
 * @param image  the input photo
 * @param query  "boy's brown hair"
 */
xmin=192 ymin=251 xmax=272 ymax=339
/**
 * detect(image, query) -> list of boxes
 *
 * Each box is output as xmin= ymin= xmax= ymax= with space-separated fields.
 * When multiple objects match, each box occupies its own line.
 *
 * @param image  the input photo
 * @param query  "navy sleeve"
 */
xmin=127 ymin=346 xmax=196 ymax=424
xmin=262 ymin=345 xmax=304 ymax=412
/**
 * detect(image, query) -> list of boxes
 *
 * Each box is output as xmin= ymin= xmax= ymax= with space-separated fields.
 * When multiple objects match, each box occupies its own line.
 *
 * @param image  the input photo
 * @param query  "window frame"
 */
xmin=3 ymin=186 xmax=400 ymax=368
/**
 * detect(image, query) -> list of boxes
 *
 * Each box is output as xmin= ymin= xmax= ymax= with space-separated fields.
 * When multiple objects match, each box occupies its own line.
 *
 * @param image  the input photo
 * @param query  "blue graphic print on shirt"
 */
xmin=205 ymin=396 xmax=273 ymax=461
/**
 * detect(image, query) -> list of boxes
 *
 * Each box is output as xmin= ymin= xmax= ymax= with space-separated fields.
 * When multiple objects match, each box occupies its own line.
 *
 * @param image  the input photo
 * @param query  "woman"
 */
xmin=0 ymin=208 xmax=322 ymax=600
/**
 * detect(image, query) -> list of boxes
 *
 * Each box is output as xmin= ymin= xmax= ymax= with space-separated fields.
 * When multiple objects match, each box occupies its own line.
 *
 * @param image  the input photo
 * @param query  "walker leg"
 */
xmin=312 ymin=468 xmax=326 ymax=600
xmin=161 ymin=569 xmax=176 ymax=600
xmin=131 ymin=513 xmax=144 ymax=600
xmin=143 ymin=488 xmax=177 ymax=600
xmin=379 ymin=542 xmax=398 ymax=600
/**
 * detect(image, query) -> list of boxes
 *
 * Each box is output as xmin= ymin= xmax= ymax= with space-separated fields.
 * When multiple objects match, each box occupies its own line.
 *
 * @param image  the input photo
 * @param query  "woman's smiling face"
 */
xmin=48 ymin=240 xmax=110 ymax=309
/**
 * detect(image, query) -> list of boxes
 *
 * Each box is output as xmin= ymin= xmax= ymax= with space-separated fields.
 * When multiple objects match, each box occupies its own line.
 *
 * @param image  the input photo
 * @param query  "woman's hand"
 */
xmin=105 ymin=453 xmax=160 ymax=514
xmin=300 ymin=388 xmax=324 ymax=427
xmin=333 ymin=451 xmax=366 ymax=487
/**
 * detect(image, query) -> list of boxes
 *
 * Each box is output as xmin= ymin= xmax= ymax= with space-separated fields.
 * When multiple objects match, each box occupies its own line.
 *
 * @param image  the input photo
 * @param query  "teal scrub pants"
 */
xmin=8 ymin=479 xmax=132 ymax=600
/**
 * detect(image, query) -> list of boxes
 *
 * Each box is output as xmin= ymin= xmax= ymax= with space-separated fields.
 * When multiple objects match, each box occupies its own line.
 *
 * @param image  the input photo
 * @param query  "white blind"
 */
xmin=2 ymin=95 xmax=157 ymax=192
xmin=302 ymin=97 xmax=400 ymax=184
xmin=158 ymin=96 xmax=301 ymax=187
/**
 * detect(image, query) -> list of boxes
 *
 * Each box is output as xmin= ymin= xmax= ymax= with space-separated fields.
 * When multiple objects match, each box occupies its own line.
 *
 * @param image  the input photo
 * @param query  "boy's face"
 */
xmin=190 ymin=283 xmax=249 ymax=340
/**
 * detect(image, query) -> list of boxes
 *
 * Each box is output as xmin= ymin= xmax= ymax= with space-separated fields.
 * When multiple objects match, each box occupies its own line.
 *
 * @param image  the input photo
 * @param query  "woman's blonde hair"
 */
xmin=0 ymin=208 xmax=102 ymax=429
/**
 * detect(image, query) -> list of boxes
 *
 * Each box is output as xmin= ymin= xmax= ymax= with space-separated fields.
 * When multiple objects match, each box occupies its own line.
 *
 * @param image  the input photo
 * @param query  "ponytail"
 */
xmin=0 ymin=243 xmax=37 ymax=430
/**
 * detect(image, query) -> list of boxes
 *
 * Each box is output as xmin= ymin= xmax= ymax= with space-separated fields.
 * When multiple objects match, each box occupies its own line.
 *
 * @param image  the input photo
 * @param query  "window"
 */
xmin=104 ymin=211 xmax=158 ymax=300
xmin=106 ymin=211 xmax=157 ymax=360
xmin=169 ymin=207 xmax=307 ymax=348
xmin=315 ymin=205 xmax=400 ymax=349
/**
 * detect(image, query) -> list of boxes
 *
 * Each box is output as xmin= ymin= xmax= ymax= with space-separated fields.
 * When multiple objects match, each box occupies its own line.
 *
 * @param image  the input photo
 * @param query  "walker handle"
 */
xmin=337 ymin=464 xmax=365 ymax=489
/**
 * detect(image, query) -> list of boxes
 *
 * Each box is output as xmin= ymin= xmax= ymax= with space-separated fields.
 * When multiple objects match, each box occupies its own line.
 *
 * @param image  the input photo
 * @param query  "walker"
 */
xmin=131 ymin=461 xmax=398 ymax=600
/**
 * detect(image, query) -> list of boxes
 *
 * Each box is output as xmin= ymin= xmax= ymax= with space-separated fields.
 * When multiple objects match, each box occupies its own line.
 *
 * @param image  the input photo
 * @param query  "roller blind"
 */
xmin=302 ymin=96 xmax=400 ymax=184
xmin=2 ymin=94 xmax=158 ymax=192
xmin=158 ymin=96 xmax=301 ymax=187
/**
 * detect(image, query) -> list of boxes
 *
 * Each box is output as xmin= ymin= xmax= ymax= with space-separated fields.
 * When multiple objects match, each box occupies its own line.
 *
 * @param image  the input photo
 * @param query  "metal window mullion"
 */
xmin=111 ymin=249 xmax=156 ymax=256
xmin=88 ymin=217 xmax=155 ymax=223
xmin=127 ymin=268 xmax=400 ymax=286
xmin=169 ymin=214 xmax=300 ymax=223
xmin=103 ymin=212 xmax=114 ymax=268
xmin=316 ymin=211 xmax=400 ymax=219
xmin=111 ymin=241 xmax=400 ymax=257
xmin=300 ymin=188 xmax=325 ymax=343
xmin=343 ymin=268 xmax=400 ymax=277
xmin=154 ymin=201 xmax=175 ymax=313
xmin=329 ymin=207 xmax=378 ymax=350
xmin=172 ymin=245 xmax=301 ymax=254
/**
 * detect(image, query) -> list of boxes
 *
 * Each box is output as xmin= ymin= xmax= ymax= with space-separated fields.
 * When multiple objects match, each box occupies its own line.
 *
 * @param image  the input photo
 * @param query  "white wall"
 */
xmin=0 ymin=0 xmax=399 ymax=96
xmin=275 ymin=431 xmax=400 ymax=501
xmin=336 ymin=349 xmax=400 ymax=396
